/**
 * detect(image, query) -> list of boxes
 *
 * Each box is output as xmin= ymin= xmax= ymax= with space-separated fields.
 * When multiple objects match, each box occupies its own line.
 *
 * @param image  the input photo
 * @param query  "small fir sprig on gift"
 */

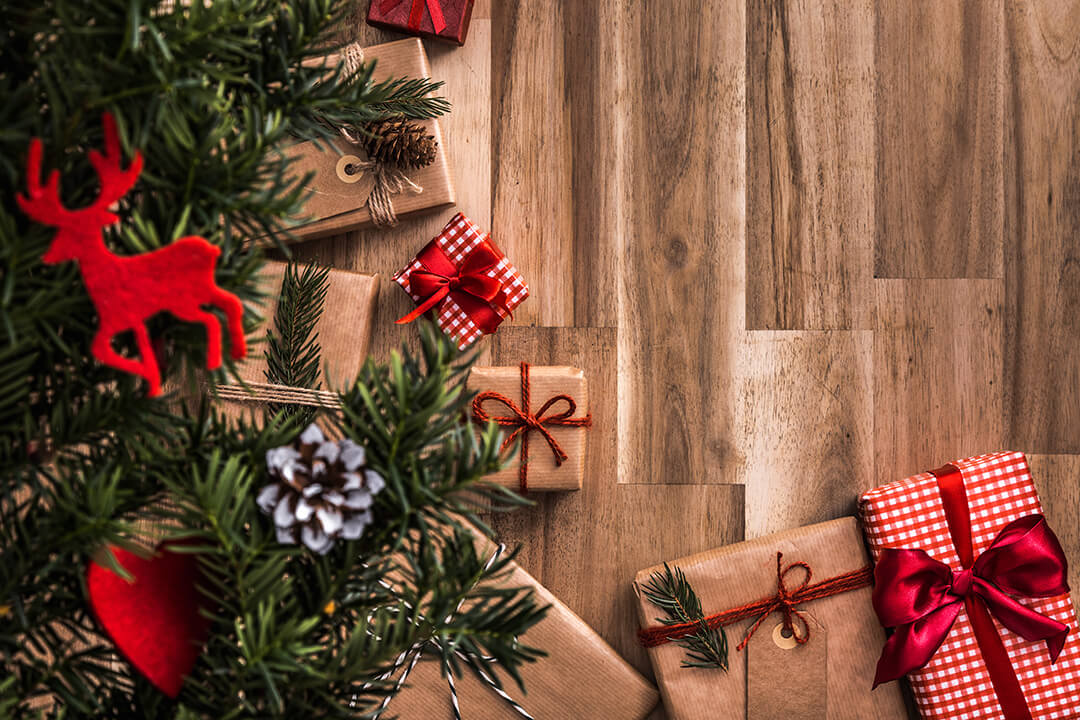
xmin=361 ymin=117 xmax=439 ymax=169
xmin=642 ymin=563 xmax=728 ymax=670
xmin=263 ymin=262 xmax=330 ymax=422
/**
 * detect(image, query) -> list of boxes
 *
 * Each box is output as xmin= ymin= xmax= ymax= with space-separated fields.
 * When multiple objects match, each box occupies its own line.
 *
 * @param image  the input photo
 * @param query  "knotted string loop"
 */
xmin=638 ymin=552 xmax=873 ymax=651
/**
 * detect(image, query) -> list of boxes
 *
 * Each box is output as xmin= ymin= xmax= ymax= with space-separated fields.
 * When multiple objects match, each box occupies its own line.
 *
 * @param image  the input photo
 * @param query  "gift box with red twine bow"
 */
xmin=394 ymin=213 xmax=527 ymax=349
xmin=367 ymin=0 xmax=475 ymax=46
xmin=860 ymin=452 xmax=1080 ymax=720
xmin=469 ymin=363 xmax=591 ymax=492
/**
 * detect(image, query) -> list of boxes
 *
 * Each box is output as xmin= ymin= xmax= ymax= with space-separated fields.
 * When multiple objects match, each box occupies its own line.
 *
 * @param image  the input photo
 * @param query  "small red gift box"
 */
xmin=860 ymin=452 xmax=1080 ymax=720
xmin=394 ymin=213 xmax=528 ymax=349
xmin=367 ymin=0 xmax=475 ymax=46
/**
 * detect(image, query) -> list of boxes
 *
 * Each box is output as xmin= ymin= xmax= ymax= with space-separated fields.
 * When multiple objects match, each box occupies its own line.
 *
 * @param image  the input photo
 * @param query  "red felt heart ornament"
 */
xmin=86 ymin=543 xmax=211 ymax=698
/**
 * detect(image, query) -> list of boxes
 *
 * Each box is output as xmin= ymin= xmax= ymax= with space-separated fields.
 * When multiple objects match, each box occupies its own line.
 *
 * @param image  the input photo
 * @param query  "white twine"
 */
xmin=352 ymin=543 xmax=534 ymax=719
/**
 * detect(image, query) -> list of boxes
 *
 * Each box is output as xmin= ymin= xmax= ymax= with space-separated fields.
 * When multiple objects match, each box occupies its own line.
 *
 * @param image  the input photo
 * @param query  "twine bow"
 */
xmin=736 ymin=553 xmax=813 ymax=650
xmin=472 ymin=362 xmax=592 ymax=491
xmin=379 ymin=0 xmax=447 ymax=34
xmin=337 ymin=43 xmax=424 ymax=227
xmin=638 ymin=553 xmax=873 ymax=650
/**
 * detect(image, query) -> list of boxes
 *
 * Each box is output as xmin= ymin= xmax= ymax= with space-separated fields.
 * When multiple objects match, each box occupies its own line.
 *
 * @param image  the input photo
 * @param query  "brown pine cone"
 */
xmin=258 ymin=424 xmax=385 ymax=554
xmin=361 ymin=118 xmax=438 ymax=169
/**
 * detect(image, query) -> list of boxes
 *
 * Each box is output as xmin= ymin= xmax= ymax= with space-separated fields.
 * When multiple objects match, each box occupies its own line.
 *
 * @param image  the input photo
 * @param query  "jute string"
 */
xmin=338 ymin=42 xmax=423 ymax=227
xmin=213 ymin=381 xmax=342 ymax=410
xmin=638 ymin=552 xmax=873 ymax=652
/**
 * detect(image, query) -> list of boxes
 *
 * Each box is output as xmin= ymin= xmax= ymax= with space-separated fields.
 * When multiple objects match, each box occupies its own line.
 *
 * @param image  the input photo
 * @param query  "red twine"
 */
xmin=638 ymin=552 xmax=873 ymax=651
xmin=471 ymin=362 xmax=591 ymax=492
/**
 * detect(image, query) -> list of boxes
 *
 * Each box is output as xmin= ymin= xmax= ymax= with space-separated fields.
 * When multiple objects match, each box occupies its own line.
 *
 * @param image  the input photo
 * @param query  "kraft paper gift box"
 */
xmin=860 ymin=452 xmax=1080 ymax=720
xmin=468 ymin=364 xmax=590 ymax=492
xmin=633 ymin=518 xmax=909 ymax=720
xmin=214 ymin=260 xmax=379 ymax=414
xmin=280 ymin=38 xmax=454 ymax=242
xmin=385 ymin=530 xmax=658 ymax=719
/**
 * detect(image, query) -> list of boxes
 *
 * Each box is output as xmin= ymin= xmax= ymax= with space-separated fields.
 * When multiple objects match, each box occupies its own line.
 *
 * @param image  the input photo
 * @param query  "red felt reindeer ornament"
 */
xmin=17 ymin=113 xmax=246 ymax=396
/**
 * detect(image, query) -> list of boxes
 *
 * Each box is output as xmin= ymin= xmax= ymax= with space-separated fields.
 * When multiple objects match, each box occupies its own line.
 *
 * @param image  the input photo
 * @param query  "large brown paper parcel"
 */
xmin=216 ymin=260 xmax=378 ymax=414
xmin=388 ymin=531 xmax=659 ymax=719
xmin=281 ymin=38 xmax=455 ymax=242
xmin=633 ymin=518 xmax=908 ymax=720
xmin=468 ymin=366 xmax=589 ymax=492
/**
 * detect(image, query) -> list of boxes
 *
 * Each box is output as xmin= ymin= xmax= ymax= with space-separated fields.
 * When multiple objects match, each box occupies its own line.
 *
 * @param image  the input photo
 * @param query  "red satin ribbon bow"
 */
xmin=379 ymin=0 xmax=447 ymax=34
xmin=872 ymin=513 xmax=1070 ymax=688
xmin=395 ymin=239 xmax=509 ymax=333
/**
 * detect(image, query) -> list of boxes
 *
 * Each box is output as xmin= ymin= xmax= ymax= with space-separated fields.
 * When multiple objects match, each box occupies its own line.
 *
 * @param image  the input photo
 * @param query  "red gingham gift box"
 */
xmin=860 ymin=452 xmax=1080 ymax=720
xmin=394 ymin=213 xmax=528 ymax=349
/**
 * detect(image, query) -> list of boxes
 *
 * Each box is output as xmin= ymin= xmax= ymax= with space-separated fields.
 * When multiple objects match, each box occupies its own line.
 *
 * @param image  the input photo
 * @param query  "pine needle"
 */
xmin=264 ymin=261 xmax=330 ymax=419
xmin=641 ymin=563 xmax=728 ymax=670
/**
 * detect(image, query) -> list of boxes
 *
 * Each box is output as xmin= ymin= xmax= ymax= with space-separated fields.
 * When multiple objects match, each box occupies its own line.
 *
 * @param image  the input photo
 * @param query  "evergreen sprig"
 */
xmin=642 ymin=563 xmax=728 ymax=670
xmin=263 ymin=261 xmax=330 ymax=423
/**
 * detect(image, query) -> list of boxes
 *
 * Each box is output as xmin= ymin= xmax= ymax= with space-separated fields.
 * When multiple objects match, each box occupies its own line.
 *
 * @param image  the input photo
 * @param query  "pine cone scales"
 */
xmin=258 ymin=425 xmax=385 ymax=554
xmin=362 ymin=118 xmax=438 ymax=169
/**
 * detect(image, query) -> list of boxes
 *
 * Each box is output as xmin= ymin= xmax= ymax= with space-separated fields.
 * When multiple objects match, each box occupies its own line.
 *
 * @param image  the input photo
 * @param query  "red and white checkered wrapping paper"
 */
xmin=860 ymin=452 xmax=1080 ymax=719
xmin=394 ymin=213 xmax=528 ymax=349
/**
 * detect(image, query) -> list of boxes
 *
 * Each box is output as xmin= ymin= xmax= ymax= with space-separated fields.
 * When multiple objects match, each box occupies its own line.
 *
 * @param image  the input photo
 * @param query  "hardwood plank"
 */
xmin=487 ymin=327 xmax=745 ymax=677
xmin=1003 ymin=0 xmax=1080 ymax=453
xmin=1027 ymin=454 xmax=1080 ymax=605
xmin=874 ymin=0 xmax=1005 ymax=278
xmin=617 ymin=0 xmax=746 ymax=484
xmin=291 ymin=19 xmax=493 ymax=365
xmin=737 ymin=331 xmax=874 ymax=538
xmin=745 ymin=0 xmax=874 ymax=330
xmin=491 ymin=0 xmax=575 ymax=326
xmin=873 ymin=279 xmax=1004 ymax=482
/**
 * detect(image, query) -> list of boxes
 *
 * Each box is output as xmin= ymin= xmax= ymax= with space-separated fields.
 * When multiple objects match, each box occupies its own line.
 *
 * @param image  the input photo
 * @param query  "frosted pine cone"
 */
xmin=257 ymin=424 xmax=385 ymax=554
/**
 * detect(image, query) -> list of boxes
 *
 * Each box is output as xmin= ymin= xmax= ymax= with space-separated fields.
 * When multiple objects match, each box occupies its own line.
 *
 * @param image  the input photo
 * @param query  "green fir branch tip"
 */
xmin=642 ymin=563 xmax=728 ymax=670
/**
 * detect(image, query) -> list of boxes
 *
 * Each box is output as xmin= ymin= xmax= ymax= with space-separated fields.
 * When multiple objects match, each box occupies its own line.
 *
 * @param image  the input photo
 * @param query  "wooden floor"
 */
xmin=296 ymin=2 xmax=1080 ymax=716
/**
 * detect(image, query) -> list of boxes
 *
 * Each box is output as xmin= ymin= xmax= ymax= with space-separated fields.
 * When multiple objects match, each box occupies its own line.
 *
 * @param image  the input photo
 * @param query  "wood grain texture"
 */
xmin=874 ymin=0 xmax=1005 ymax=279
xmin=617 ymin=0 xmax=746 ymax=485
xmin=737 ymin=331 xmax=874 ymax=537
xmin=1003 ymin=0 xmax=1080 ymax=453
xmin=746 ymin=0 xmax=874 ymax=330
xmin=873 ymin=279 xmax=1004 ymax=483
xmin=491 ymin=1 xmax=574 ymax=326
xmin=487 ymin=327 xmax=744 ymax=677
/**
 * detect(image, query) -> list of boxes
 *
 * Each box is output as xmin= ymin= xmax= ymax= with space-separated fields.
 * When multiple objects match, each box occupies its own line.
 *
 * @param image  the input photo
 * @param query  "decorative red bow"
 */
xmin=872 ymin=513 xmax=1070 ymax=688
xmin=395 ymin=239 xmax=510 ymax=333
xmin=379 ymin=0 xmax=447 ymax=33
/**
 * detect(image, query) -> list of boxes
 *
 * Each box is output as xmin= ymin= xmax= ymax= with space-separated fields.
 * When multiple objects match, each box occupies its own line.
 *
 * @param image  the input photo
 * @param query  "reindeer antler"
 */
xmin=87 ymin=112 xmax=143 ymax=212
xmin=17 ymin=137 xmax=67 ymax=225
xmin=16 ymin=112 xmax=143 ymax=228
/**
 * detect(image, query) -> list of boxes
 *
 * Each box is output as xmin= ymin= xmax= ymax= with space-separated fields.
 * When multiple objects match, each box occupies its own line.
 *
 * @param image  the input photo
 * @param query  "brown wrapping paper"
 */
xmin=282 ymin=39 xmax=455 ymax=241
xmin=388 ymin=531 xmax=658 ymax=719
xmin=633 ymin=518 xmax=909 ymax=720
xmin=218 ymin=260 xmax=378 ymax=413
xmin=468 ymin=366 xmax=589 ymax=492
